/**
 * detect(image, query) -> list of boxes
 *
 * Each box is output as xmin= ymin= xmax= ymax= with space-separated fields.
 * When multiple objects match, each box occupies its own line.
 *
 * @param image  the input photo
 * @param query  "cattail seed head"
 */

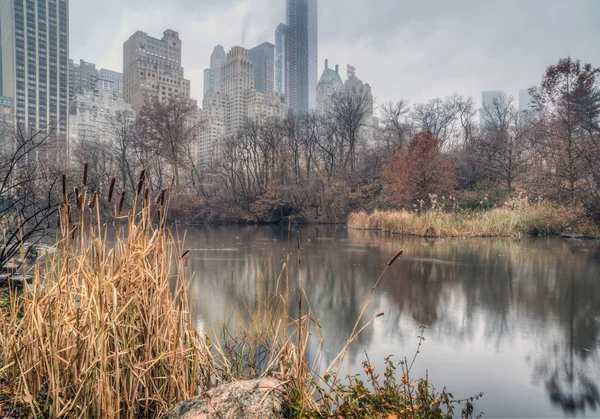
xmin=376 ymin=312 xmax=385 ymax=318
xmin=180 ymin=250 xmax=190 ymax=259
xmin=74 ymin=187 xmax=80 ymax=209
xmin=108 ymin=177 xmax=116 ymax=203
xmin=387 ymin=249 xmax=404 ymax=266
xmin=118 ymin=191 xmax=126 ymax=214
xmin=62 ymin=174 xmax=67 ymax=203
xmin=137 ymin=169 xmax=146 ymax=196
xmin=155 ymin=188 xmax=167 ymax=206
xmin=144 ymin=186 xmax=150 ymax=207
xmin=83 ymin=163 xmax=88 ymax=186
xmin=89 ymin=192 xmax=98 ymax=209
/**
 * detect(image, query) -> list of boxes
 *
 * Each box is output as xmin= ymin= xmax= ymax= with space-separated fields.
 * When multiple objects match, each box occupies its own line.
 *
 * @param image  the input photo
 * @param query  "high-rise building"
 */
xmin=1 ymin=0 xmax=70 ymax=137
xmin=286 ymin=0 xmax=318 ymax=114
xmin=203 ymin=45 xmax=226 ymax=97
xmin=0 ymin=96 xmax=14 ymax=154
xmin=69 ymin=88 xmax=136 ymax=150
xmin=69 ymin=59 xmax=98 ymax=98
xmin=274 ymin=23 xmax=289 ymax=98
xmin=481 ymin=90 xmax=507 ymax=109
xmin=518 ymin=88 xmax=533 ymax=113
xmin=123 ymin=29 xmax=191 ymax=112
xmin=316 ymin=59 xmax=342 ymax=114
xmin=98 ymin=68 xmax=124 ymax=99
xmin=198 ymin=46 xmax=288 ymax=165
xmin=221 ymin=46 xmax=254 ymax=133
xmin=248 ymin=42 xmax=274 ymax=94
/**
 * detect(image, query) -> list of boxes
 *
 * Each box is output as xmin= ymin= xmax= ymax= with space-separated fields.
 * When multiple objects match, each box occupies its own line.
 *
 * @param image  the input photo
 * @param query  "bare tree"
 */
xmin=477 ymin=96 xmax=531 ymax=197
xmin=379 ymin=98 xmax=411 ymax=151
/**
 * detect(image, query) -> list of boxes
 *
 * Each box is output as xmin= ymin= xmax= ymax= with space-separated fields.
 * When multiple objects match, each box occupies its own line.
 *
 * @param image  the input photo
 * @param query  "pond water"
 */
xmin=181 ymin=224 xmax=600 ymax=418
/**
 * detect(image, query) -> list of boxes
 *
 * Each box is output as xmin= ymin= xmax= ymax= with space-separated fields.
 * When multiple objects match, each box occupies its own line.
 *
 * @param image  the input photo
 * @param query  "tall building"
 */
xmin=286 ymin=0 xmax=318 ymax=114
xmin=481 ymin=90 xmax=507 ymax=127
xmin=98 ymin=68 xmax=124 ymax=99
xmin=519 ymin=88 xmax=533 ymax=113
xmin=123 ymin=29 xmax=191 ymax=112
xmin=274 ymin=23 xmax=289 ymax=98
xmin=0 ymin=0 xmax=69 ymax=138
xmin=69 ymin=88 xmax=136 ymax=151
xmin=481 ymin=90 xmax=507 ymax=109
xmin=203 ymin=45 xmax=226 ymax=97
xmin=316 ymin=59 xmax=342 ymax=114
xmin=0 ymin=96 xmax=14 ymax=154
xmin=198 ymin=46 xmax=288 ymax=165
xmin=248 ymin=42 xmax=274 ymax=94
xmin=69 ymin=59 xmax=98 ymax=98
xmin=221 ymin=46 xmax=254 ymax=133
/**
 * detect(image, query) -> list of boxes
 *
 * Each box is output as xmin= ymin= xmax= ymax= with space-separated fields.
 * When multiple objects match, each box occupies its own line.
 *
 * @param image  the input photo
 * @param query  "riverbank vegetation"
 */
xmin=0 ymin=177 xmax=482 ymax=418
xmin=348 ymin=198 xmax=596 ymax=237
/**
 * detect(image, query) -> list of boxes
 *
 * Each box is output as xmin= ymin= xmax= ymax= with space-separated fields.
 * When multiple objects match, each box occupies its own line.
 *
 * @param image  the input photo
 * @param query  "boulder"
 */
xmin=165 ymin=378 xmax=288 ymax=419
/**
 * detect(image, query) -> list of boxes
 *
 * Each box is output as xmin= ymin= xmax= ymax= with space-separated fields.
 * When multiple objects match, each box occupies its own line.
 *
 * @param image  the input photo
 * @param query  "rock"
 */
xmin=165 ymin=378 xmax=288 ymax=419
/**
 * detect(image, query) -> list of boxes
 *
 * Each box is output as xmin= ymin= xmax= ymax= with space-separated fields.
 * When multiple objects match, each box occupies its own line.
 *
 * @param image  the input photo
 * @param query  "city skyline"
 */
xmin=69 ymin=0 xmax=600 ymax=107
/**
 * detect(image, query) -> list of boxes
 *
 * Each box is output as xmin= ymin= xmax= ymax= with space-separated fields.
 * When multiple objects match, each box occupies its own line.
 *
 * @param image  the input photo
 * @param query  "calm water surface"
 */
xmin=182 ymin=225 xmax=600 ymax=418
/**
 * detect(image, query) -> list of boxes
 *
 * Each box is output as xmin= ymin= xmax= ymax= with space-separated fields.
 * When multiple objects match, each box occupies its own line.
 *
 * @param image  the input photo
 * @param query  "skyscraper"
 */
xmin=123 ymin=29 xmax=191 ymax=112
xmin=221 ymin=46 xmax=254 ymax=133
xmin=481 ymin=90 xmax=507 ymax=109
xmin=203 ymin=45 xmax=226 ymax=97
xmin=248 ymin=42 xmax=274 ymax=94
xmin=286 ymin=0 xmax=318 ymax=114
xmin=518 ymin=88 xmax=533 ymax=113
xmin=69 ymin=59 xmax=98 ymax=98
xmin=1 ymin=0 xmax=69 ymax=137
xmin=98 ymin=68 xmax=124 ymax=99
xmin=274 ymin=23 xmax=289 ymax=98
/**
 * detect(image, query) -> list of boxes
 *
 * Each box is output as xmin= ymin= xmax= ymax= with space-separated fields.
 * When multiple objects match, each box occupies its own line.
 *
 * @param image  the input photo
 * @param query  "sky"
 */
xmin=70 ymin=0 xmax=600 ymax=109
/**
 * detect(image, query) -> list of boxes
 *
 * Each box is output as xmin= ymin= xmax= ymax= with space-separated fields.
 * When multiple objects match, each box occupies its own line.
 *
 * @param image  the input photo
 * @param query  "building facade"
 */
xmin=221 ymin=46 xmax=254 ymax=133
xmin=69 ymin=88 xmax=136 ymax=149
xmin=0 ymin=0 xmax=69 ymax=138
xmin=316 ymin=59 xmax=342 ymax=114
xmin=98 ymin=68 xmax=124 ymax=99
xmin=69 ymin=58 xmax=97 ymax=98
xmin=248 ymin=42 xmax=274 ymax=94
xmin=203 ymin=45 xmax=226 ymax=97
xmin=123 ymin=29 xmax=191 ymax=112
xmin=274 ymin=23 xmax=289 ymax=99
xmin=286 ymin=0 xmax=318 ymax=114
xmin=0 ymin=96 xmax=14 ymax=154
xmin=197 ymin=46 xmax=288 ymax=165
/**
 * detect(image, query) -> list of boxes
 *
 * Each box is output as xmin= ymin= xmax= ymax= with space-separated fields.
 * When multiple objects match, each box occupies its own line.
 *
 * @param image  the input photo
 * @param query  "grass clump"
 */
xmin=0 ymin=183 xmax=213 ymax=418
xmin=348 ymin=197 xmax=584 ymax=237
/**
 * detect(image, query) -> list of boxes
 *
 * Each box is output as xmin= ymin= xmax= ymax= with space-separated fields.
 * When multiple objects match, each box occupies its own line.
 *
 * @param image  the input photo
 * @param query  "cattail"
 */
xmin=387 ymin=249 xmax=404 ymax=266
xmin=83 ymin=162 xmax=88 ymax=186
xmin=180 ymin=250 xmax=190 ymax=259
xmin=144 ymin=186 xmax=150 ymax=206
xmin=62 ymin=174 xmax=67 ymax=203
xmin=67 ymin=204 xmax=72 ymax=225
xmin=376 ymin=312 xmax=385 ymax=318
xmin=118 ymin=191 xmax=125 ymax=214
xmin=107 ymin=176 xmax=116 ymax=203
xmin=155 ymin=188 xmax=167 ymax=206
xmin=136 ymin=168 xmax=146 ymax=196
xmin=74 ymin=187 xmax=80 ymax=209
xmin=89 ymin=192 xmax=97 ymax=209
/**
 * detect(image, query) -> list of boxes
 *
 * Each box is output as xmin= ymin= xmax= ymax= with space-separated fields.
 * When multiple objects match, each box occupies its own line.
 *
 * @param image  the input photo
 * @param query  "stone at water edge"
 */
xmin=165 ymin=378 xmax=288 ymax=419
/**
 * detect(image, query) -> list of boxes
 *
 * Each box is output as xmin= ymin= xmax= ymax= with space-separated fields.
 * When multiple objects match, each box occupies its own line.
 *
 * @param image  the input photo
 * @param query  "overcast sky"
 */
xmin=70 ymin=0 xmax=600 ymax=108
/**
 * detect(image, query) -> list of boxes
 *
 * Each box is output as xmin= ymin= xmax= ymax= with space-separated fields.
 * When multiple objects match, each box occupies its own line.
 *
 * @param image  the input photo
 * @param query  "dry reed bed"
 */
xmin=0 ymin=181 xmax=214 ymax=418
xmin=348 ymin=203 xmax=570 ymax=237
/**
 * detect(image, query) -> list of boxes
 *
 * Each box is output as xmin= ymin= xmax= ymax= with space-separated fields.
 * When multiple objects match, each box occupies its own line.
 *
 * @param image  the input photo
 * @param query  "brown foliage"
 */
xmin=383 ymin=131 xmax=455 ymax=208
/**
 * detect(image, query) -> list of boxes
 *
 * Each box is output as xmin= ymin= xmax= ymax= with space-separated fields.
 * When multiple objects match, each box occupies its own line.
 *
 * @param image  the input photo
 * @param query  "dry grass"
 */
xmin=348 ymin=200 xmax=576 ymax=237
xmin=0 ymin=186 xmax=213 ymax=418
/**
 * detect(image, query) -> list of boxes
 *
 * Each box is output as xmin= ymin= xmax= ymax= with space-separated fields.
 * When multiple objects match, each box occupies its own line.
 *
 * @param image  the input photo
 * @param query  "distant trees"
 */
xmin=383 ymin=131 xmax=455 ymax=209
xmin=529 ymin=57 xmax=600 ymax=218
xmin=476 ymin=95 xmax=531 ymax=197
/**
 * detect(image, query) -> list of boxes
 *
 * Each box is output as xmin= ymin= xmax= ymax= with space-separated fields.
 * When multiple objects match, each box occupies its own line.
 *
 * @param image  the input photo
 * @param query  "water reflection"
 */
xmin=183 ymin=225 xmax=600 ymax=418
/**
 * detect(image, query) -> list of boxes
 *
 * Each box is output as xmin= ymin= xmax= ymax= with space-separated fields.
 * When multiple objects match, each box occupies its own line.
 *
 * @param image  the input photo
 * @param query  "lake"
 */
xmin=181 ymin=224 xmax=600 ymax=418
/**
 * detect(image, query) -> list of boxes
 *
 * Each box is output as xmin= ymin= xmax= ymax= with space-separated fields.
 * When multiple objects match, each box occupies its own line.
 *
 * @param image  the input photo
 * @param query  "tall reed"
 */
xmin=0 ymin=174 xmax=213 ymax=418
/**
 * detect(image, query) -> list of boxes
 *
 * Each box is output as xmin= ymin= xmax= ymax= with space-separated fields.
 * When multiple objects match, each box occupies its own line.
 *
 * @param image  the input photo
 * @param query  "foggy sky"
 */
xmin=71 ymin=0 xmax=600 ymax=109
